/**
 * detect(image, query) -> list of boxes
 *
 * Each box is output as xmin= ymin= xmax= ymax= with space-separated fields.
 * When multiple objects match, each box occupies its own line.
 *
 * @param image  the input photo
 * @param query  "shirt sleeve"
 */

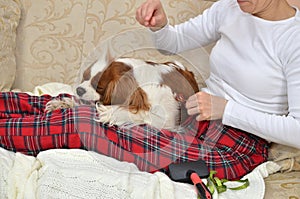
xmin=222 ymin=100 xmax=300 ymax=149
xmin=151 ymin=0 xmax=225 ymax=54
xmin=222 ymin=37 xmax=300 ymax=149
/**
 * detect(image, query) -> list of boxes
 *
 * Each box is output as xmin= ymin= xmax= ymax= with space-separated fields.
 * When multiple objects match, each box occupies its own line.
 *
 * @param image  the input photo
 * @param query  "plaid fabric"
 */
xmin=0 ymin=92 xmax=269 ymax=180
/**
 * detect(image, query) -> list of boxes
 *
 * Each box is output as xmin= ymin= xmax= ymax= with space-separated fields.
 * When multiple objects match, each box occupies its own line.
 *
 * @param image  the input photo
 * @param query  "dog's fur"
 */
xmin=46 ymin=56 xmax=199 ymax=130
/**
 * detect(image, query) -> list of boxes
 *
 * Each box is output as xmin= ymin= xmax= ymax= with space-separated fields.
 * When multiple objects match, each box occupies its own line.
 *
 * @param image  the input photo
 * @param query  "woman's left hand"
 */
xmin=185 ymin=91 xmax=228 ymax=121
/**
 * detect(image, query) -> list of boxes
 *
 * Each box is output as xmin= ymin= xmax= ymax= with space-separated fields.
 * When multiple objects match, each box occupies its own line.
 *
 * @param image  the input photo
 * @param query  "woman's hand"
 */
xmin=136 ymin=0 xmax=168 ymax=31
xmin=185 ymin=92 xmax=228 ymax=121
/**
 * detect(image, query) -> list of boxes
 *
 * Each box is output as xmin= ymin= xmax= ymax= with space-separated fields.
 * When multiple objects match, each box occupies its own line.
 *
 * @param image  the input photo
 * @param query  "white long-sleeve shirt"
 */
xmin=152 ymin=0 xmax=300 ymax=149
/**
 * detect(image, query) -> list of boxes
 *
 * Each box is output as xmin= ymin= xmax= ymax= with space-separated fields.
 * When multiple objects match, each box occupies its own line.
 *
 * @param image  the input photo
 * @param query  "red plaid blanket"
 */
xmin=0 ymin=92 xmax=268 ymax=180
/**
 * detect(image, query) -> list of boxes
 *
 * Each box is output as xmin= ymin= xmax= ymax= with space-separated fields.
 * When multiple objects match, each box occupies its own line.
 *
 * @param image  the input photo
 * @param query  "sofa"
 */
xmin=1 ymin=0 xmax=300 ymax=198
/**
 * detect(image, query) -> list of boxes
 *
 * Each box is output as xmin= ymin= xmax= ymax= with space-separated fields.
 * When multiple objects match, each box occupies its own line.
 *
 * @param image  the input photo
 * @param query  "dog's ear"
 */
xmin=127 ymin=87 xmax=151 ymax=113
xmin=105 ymin=73 xmax=151 ymax=113
xmin=101 ymin=80 xmax=115 ymax=105
xmin=101 ymin=78 xmax=151 ymax=113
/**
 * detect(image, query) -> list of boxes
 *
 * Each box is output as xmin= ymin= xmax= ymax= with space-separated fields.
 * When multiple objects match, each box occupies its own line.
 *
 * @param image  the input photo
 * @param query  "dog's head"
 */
xmin=75 ymin=58 xmax=151 ymax=112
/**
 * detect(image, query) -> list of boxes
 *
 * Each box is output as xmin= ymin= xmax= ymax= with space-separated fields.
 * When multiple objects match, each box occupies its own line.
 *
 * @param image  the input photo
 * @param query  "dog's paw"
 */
xmin=45 ymin=97 xmax=75 ymax=112
xmin=95 ymin=103 xmax=109 ymax=113
xmin=95 ymin=103 xmax=145 ymax=127
xmin=95 ymin=104 xmax=116 ymax=124
xmin=95 ymin=104 xmax=132 ymax=126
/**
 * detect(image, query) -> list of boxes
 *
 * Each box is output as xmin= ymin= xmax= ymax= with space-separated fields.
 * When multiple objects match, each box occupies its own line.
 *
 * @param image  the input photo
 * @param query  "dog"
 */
xmin=46 ymin=56 xmax=199 ymax=130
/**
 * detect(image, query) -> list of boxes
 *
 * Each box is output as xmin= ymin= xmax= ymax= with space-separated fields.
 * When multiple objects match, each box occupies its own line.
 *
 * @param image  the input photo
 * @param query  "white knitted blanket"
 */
xmin=0 ymin=148 xmax=197 ymax=199
xmin=0 ymin=146 xmax=281 ymax=199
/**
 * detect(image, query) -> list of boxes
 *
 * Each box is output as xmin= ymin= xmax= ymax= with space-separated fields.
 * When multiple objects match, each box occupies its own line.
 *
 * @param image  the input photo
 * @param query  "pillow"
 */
xmin=0 ymin=0 xmax=21 ymax=91
xmin=268 ymin=143 xmax=300 ymax=172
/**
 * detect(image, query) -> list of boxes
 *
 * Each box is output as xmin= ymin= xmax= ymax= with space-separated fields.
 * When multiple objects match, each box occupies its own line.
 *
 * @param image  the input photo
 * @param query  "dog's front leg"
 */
xmin=95 ymin=104 xmax=147 ymax=127
xmin=45 ymin=97 xmax=75 ymax=112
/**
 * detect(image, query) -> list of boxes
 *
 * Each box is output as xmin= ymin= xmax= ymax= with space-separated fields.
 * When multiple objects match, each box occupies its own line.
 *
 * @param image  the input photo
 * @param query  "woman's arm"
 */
xmin=150 ymin=0 xmax=226 ymax=54
xmin=223 ymin=38 xmax=300 ymax=149
xmin=223 ymin=101 xmax=300 ymax=149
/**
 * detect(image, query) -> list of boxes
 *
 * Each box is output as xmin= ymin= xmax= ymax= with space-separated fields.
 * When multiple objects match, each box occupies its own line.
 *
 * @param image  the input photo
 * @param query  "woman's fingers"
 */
xmin=185 ymin=92 xmax=228 ymax=121
xmin=136 ymin=1 xmax=157 ymax=26
xmin=136 ymin=0 xmax=167 ymax=30
xmin=185 ymin=94 xmax=198 ymax=109
xmin=187 ymin=106 xmax=200 ymax=115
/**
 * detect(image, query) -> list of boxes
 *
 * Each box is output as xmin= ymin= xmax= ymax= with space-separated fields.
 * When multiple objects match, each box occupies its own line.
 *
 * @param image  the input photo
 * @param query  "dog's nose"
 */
xmin=76 ymin=87 xmax=86 ymax=97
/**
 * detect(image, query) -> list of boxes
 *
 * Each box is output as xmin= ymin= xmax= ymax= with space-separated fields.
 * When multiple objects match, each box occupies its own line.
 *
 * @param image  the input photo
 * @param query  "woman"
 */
xmin=136 ymin=0 xmax=300 ymax=149
xmin=135 ymin=0 xmax=300 ymax=179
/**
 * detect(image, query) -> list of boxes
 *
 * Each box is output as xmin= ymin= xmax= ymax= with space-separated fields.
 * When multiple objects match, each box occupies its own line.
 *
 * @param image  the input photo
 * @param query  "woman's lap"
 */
xmin=0 ymin=92 xmax=269 ymax=180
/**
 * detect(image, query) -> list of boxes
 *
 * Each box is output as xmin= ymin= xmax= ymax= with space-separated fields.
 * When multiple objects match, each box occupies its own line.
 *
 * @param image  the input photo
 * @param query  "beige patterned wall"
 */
xmin=14 ymin=0 xmax=87 ymax=91
xmin=13 ymin=0 xmax=214 ymax=91
xmin=0 ymin=0 xmax=20 ymax=91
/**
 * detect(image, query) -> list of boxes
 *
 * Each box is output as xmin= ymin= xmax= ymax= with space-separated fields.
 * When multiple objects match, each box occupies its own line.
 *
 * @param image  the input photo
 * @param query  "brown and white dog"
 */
xmin=46 ymin=56 xmax=199 ymax=130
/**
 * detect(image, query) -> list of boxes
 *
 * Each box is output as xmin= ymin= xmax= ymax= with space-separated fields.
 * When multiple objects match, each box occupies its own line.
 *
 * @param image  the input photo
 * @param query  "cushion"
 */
xmin=268 ymin=143 xmax=300 ymax=172
xmin=265 ymin=171 xmax=300 ymax=198
xmin=0 ymin=0 xmax=21 ymax=91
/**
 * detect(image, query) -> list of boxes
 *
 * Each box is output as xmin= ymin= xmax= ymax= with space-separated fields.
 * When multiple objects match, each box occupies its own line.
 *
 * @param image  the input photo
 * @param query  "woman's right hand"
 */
xmin=136 ymin=0 xmax=168 ymax=31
